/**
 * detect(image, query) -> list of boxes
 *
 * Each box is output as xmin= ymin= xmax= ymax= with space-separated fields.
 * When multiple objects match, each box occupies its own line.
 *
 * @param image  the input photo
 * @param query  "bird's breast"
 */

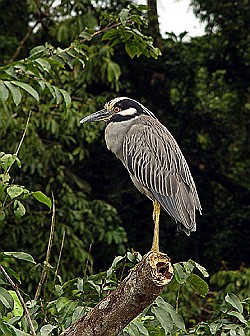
xmin=105 ymin=121 xmax=129 ymax=161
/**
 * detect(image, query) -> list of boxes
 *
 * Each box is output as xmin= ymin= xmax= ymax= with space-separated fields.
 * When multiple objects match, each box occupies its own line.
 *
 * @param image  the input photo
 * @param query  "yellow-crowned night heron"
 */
xmin=80 ymin=97 xmax=202 ymax=252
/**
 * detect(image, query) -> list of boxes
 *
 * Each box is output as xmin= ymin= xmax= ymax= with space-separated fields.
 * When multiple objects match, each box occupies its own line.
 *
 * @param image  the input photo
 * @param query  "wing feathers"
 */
xmin=122 ymin=116 xmax=201 ymax=234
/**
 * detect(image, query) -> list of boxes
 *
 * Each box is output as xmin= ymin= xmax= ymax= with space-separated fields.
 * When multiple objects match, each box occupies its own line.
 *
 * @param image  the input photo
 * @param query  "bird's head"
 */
xmin=80 ymin=97 xmax=156 ymax=124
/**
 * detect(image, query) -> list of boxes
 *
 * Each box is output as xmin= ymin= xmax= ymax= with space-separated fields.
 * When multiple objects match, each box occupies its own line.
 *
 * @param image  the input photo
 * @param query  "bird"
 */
xmin=80 ymin=97 xmax=202 ymax=252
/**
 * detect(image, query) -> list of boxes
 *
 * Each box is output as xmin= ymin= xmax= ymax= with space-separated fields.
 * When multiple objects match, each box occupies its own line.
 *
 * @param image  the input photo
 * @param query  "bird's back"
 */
xmin=110 ymin=115 xmax=202 ymax=235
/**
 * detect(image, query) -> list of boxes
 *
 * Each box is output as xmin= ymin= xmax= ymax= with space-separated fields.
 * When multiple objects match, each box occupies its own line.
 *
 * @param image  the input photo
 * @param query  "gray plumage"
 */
xmin=81 ymin=97 xmax=202 ymax=236
xmin=106 ymin=113 xmax=201 ymax=235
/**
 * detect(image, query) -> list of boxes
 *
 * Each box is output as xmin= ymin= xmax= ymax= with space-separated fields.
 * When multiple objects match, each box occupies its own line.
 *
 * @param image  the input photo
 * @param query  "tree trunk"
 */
xmin=147 ymin=0 xmax=162 ymax=48
xmin=60 ymin=251 xmax=173 ymax=336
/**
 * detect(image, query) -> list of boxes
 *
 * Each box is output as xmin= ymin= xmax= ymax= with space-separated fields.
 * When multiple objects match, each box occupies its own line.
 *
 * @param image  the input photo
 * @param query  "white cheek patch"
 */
xmin=118 ymin=107 xmax=137 ymax=116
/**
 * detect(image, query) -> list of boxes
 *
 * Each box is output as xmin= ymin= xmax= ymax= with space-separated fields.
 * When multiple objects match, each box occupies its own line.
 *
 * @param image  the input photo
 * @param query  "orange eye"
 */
xmin=113 ymin=106 xmax=121 ymax=113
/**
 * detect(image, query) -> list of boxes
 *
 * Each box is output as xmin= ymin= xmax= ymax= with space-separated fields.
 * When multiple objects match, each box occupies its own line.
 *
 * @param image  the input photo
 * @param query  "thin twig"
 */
xmin=6 ymin=110 xmax=32 ymax=175
xmin=8 ymin=0 xmax=47 ymax=63
xmin=0 ymin=264 xmax=36 ymax=336
xmin=54 ymin=229 xmax=65 ymax=280
xmin=8 ymin=20 xmax=41 ymax=63
xmin=175 ymin=285 xmax=180 ymax=313
xmin=77 ymin=22 xmax=122 ymax=45
xmin=84 ymin=243 xmax=92 ymax=278
xmin=34 ymin=192 xmax=56 ymax=301
xmin=2 ymin=110 xmax=32 ymax=209
xmin=47 ymin=230 xmax=66 ymax=303
xmin=15 ymin=110 xmax=32 ymax=157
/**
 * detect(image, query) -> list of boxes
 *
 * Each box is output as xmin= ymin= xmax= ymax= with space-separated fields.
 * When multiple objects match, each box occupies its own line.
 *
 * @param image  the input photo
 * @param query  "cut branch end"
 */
xmin=61 ymin=251 xmax=173 ymax=336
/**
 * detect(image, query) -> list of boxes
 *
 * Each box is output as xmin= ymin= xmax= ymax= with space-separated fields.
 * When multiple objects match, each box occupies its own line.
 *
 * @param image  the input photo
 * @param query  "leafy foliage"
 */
xmin=0 ymin=0 xmax=249 ymax=334
xmin=0 ymin=251 xmax=249 ymax=335
xmin=0 ymin=152 xmax=51 ymax=221
xmin=0 ymin=3 xmax=160 ymax=107
xmin=0 ymin=0 xmax=248 ymax=275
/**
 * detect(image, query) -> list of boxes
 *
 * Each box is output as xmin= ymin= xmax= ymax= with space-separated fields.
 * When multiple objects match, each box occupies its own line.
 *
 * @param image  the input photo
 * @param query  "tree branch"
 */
xmin=60 ymin=251 xmax=173 ymax=336
xmin=147 ymin=0 xmax=163 ymax=49
xmin=0 ymin=265 xmax=36 ymax=336
xmin=8 ymin=19 xmax=41 ymax=63
xmin=34 ymin=193 xmax=56 ymax=301
xmin=8 ymin=0 xmax=49 ymax=63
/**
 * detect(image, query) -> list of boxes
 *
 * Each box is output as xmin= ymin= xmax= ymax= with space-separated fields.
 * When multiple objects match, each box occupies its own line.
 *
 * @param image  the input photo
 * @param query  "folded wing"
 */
xmin=122 ymin=116 xmax=202 ymax=235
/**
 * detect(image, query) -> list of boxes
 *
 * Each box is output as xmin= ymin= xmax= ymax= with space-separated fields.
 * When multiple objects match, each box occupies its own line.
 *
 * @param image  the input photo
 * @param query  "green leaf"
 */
xmin=119 ymin=8 xmax=130 ymax=25
xmin=72 ymin=306 xmax=86 ymax=324
xmin=209 ymin=322 xmax=220 ymax=334
xmin=225 ymin=293 xmax=243 ymax=313
xmin=125 ymin=42 xmax=140 ymax=58
xmin=87 ymin=280 xmax=101 ymax=295
xmin=0 ymin=211 xmax=5 ymax=221
xmin=4 ymin=82 xmax=22 ymax=106
xmin=107 ymin=255 xmax=125 ymax=277
xmin=45 ymin=82 xmax=56 ymax=99
xmin=60 ymin=89 xmax=71 ymax=107
xmin=0 ymin=320 xmax=16 ymax=336
xmin=237 ymin=326 xmax=246 ymax=336
xmin=0 ymin=172 xmax=10 ymax=183
xmin=56 ymin=296 xmax=71 ymax=312
xmin=14 ymin=201 xmax=26 ymax=218
xmin=9 ymin=291 xmax=23 ymax=316
xmin=56 ymin=297 xmax=78 ymax=323
xmin=37 ymin=79 xmax=46 ymax=91
xmin=30 ymin=45 xmax=47 ymax=56
xmin=59 ymin=51 xmax=74 ymax=69
xmin=4 ymin=67 xmax=17 ymax=78
xmin=227 ymin=311 xmax=247 ymax=324
xmin=191 ymin=260 xmax=209 ymax=277
xmin=32 ymin=191 xmax=52 ymax=209
xmin=126 ymin=320 xmax=149 ymax=335
xmin=3 ymin=267 xmax=21 ymax=283
xmin=187 ymin=274 xmax=209 ymax=297
xmin=173 ymin=263 xmax=189 ymax=284
xmin=40 ymin=324 xmax=57 ymax=336
xmin=124 ymin=322 xmax=138 ymax=336
xmin=107 ymin=61 xmax=121 ymax=82
xmin=150 ymin=46 xmax=161 ymax=59
xmin=169 ymin=308 xmax=186 ymax=330
xmin=53 ymin=86 xmax=62 ymax=104
xmin=7 ymin=185 xmax=24 ymax=199
xmin=155 ymin=297 xmax=186 ymax=330
xmin=0 ymin=252 xmax=36 ymax=264
xmin=183 ymin=260 xmax=195 ymax=274
xmin=51 ymin=54 xmax=65 ymax=67
xmin=102 ymin=29 xmax=119 ymax=42
xmin=0 ymin=287 xmax=14 ymax=309
xmin=35 ymin=58 xmax=51 ymax=72
xmin=11 ymin=81 xmax=39 ymax=101
xmin=79 ymin=30 xmax=93 ymax=40
xmin=12 ymin=154 xmax=21 ymax=168
xmin=10 ymin=326 xmax=30 ymax=336
xmin=151 ymin=306 xmax=173 ymax=333
xmin=0 ymin=154 xmax=16 ymax=171
xmin=0 ymin=80 xmax=9 ymax=102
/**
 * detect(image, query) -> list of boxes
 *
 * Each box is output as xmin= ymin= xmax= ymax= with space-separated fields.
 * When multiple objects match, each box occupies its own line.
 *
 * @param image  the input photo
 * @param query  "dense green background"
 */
xmin=0 ymin=0 xmax=249 ymax=279
xmin=0 ymin=1 xmax=249 ymax=335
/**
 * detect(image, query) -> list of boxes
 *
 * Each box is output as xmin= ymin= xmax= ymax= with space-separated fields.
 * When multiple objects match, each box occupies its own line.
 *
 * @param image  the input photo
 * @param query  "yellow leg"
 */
xmin=151 ymin=200 xmax=161 ymax=252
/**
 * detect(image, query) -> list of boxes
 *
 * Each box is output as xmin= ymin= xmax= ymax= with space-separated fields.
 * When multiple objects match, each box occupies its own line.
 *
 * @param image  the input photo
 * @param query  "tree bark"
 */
xmin=147 ymin=0 xmax=163 ymax=48
xmin=60 ymin=251 xmax=173 ymax=336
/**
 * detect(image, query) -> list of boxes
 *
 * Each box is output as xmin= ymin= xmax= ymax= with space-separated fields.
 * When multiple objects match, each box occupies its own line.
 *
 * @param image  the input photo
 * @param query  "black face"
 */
xmin=105 ymin=97 xmax=156 ymax=123
xmin=112 ymin=98 xmax=146 ymax=115
xmin=80 ymin=97 xmax=156 ymax=125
